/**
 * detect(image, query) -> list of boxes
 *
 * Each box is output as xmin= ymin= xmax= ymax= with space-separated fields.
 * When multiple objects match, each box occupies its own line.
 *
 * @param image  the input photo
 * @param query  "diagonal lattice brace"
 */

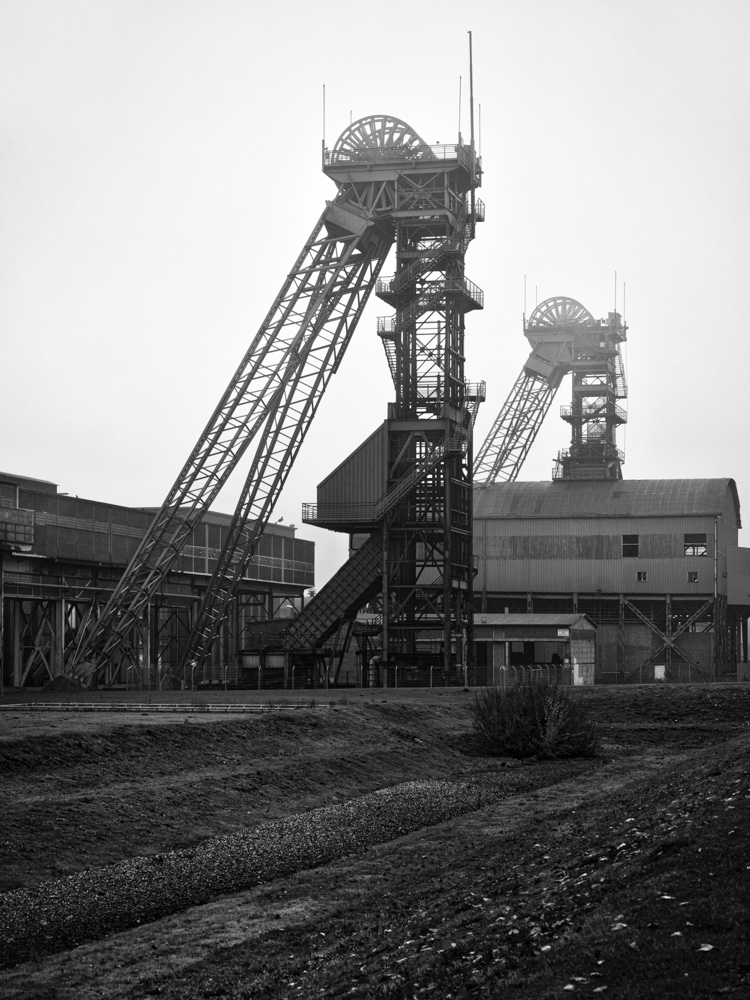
xmin=183 ymin=238 xmax=389 ymax=664
xmin=624 ymin=598 xmax=712 ymax=678
xmin=474 ymin=370 xmax=559 ymax=484
xmin=69 ymin=199 xmax=390 ymax=676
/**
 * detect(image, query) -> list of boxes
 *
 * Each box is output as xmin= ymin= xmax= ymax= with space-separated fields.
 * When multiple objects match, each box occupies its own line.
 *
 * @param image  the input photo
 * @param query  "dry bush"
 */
xmin=469 ymin=679 xmax=600 ymax=759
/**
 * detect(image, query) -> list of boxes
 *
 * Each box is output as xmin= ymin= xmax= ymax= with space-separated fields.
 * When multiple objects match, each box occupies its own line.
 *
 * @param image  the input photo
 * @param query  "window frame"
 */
xmin=622 ymin=534 xmax=639 ymax=558
xmin=684 ymin=532 xmax=707 ymax=557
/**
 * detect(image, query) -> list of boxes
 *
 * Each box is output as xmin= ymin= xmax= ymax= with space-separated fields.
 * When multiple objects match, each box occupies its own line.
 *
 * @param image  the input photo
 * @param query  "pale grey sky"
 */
xmin=2 ymin=0 xmax=749 ymax=585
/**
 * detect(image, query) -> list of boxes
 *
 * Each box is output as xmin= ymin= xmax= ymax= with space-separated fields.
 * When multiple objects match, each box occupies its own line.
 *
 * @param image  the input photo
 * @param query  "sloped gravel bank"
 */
xmin=0 ymin=761 xmax=594 ymax=969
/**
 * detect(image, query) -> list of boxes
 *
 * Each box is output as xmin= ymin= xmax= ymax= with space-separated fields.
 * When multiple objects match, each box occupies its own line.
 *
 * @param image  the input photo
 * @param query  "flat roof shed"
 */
xmin=473 ymin=613 xmax=596 ymax=685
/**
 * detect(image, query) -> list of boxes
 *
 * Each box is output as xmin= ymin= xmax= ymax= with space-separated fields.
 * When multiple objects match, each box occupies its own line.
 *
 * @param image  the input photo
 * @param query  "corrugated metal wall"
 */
xmin=21 ymin=492 xmax=151 ymax=566
xmin=728 ymin=546 xmax=750 ymax=604
xmin=17 ymin=490 xmax=314 ymax=588
xmin=317 ymin=423 xmax=387 ymax=507
xmin=475 ymin=514 xmax=725 ymax=596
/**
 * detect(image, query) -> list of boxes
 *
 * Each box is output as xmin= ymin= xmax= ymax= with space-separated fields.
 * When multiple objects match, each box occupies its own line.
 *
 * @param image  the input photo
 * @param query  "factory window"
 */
xmin=622 ymin=534 xmax=639 ymax=557
xmin=688 ymin=571 xmax=699 ymax=583
xmin=684 ymin=533 xmax=707 ymax=556
xmin=637 ymin=571 xmax=648 ymax=582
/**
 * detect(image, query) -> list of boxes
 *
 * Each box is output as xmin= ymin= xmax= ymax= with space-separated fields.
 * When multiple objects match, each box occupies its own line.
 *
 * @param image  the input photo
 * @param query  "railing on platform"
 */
xmin=376 ymin=275 xmax=484 ymax=309
xmin=560 ymin=403 xmax=627 ymax=423
xmin=324 ymin=144 xmax=480 ymax=171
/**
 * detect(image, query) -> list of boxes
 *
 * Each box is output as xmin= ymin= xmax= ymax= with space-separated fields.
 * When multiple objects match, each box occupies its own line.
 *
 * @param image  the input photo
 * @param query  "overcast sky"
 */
xmin=2 ymin=0 xmax=749 ymax=587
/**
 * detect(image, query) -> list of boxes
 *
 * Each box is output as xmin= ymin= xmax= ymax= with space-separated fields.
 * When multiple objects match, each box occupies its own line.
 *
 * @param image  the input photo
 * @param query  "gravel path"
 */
xmin=0 ymin=765 xmax=590 ymax=969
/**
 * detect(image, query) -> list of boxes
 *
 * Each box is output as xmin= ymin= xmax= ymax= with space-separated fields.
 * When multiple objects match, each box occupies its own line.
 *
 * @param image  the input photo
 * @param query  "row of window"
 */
xmin=622 ymin=533 xmax=707 ymax=558
xmin=636 ymin=570 xmax=700 ymax=583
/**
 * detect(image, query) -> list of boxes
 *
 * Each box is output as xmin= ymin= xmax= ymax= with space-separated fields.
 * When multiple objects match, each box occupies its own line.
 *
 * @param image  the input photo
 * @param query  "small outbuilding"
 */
xmin=473 ymin=612 xmax=597 ymax=686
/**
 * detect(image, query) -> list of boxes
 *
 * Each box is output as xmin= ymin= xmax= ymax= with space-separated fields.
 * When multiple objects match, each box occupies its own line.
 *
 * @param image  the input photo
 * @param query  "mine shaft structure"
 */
xmin=369 ymin=124 xmax=484 ymax=673
xmin=299 ymin=116 xmax=484 ymax=679
xmin=474 ymin=296 xmax=627 ymax=485
xmin=68 ymin=115 xmax=483 ymax=685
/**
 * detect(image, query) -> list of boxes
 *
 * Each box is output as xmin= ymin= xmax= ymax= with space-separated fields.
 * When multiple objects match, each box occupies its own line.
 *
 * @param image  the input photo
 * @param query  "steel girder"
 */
xmin=474 ymin=370 xmax=558 ymax=484
xmin=624 ymin=597 xmax=713 ymax=679
xmin=375 ymin=167 xmax=481 ymax=668
xmin=68 ymin=207 xmax=392 ymax=678
xmin=183 ymin=235 xmax=389 ymax=668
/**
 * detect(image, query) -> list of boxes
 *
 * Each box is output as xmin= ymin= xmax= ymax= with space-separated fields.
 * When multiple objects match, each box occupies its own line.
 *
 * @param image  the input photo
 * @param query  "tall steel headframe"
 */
xmin=474 ymin=296 xmax=627 ymax=485
xmin=366 ymin=119 xmax=484 ymax=671
xmin=69 ymin=114 xmax=461 ymax=681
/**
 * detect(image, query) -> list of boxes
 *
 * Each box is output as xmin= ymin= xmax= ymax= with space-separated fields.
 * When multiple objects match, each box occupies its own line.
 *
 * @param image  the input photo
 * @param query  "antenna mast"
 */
xmin=468 ymin=31 xmax=476 ymax=239
xmin=458 ymin=75 xmax=462 ymax=138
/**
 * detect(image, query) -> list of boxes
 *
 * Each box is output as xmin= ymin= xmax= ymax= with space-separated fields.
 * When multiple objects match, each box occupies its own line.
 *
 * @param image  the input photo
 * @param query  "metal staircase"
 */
xmin=283 ymin=530 xmax=384 ymax=650
xmin=615 ymin=345 xmax=628 ymax=399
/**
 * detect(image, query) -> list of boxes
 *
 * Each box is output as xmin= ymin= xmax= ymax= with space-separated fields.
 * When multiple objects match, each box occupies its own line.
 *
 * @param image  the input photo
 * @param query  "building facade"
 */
xmin=0 ymin=474 xmax=314 ymax=689
xmin=474 ymin=479 xmax=750 ymax=682
xmin=474 ymin=612 xmax=597 ymax=686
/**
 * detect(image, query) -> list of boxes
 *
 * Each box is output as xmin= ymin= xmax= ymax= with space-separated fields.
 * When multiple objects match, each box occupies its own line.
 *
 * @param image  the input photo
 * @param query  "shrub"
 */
xmin=469 ymin=679 xmax=599 ymax=759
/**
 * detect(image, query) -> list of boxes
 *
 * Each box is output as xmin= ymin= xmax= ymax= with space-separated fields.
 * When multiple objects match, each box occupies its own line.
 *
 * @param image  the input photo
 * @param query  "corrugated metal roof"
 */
xmin=473 ymin=479 xmax=740 ymax=525
xmin=474 ymin=613 xmax=594 ymax=628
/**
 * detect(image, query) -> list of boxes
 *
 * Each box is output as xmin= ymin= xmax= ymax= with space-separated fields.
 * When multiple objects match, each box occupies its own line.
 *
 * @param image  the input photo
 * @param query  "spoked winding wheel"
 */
xmin=528 ymin=296 xmax=596 ymax=328
xmin=333 ymin=115 xmax=432 ymax=158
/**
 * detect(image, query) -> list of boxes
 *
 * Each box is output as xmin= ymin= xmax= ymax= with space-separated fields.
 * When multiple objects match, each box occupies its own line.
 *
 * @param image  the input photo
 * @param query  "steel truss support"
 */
xmin=474 ymin=371 xmax=557 ymax=483
xmin=70 ymin=207 xmax=391 ymax=678
xmin=378 ymin=197 xmax=481 ymax=673
xmin=624 ymin=597 xmax=713 ymax=680
xmin=15 ymin=598 xmax=59 ymax=686
xmin=182 ymin=236 xmax=389 ymax=668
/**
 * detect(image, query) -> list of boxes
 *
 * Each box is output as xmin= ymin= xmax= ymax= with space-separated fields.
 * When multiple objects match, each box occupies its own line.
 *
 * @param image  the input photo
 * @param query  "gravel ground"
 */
xmin=0 ymin=763 xmax=592 ymax=970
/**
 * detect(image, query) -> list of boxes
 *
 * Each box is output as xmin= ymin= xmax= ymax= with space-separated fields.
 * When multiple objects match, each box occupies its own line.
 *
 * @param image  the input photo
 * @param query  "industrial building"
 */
xmin=0 ymin=472 xmax=313 ymax=689
xmin=470 ymin=294 xmax=750 ymax=683
xmin=473 ymin=479 xmax=750 ymax=682
xmin=3 ymin=115 xmax=749 ymax=690
xmin=473 ymin=613 xmax=597 ymax=686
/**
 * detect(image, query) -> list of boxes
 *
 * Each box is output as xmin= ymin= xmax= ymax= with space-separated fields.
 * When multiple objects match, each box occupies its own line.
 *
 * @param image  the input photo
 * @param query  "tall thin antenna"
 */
xmin=320 ymin=84 xmax=326 ymax=167
xmin=478 ymin=103 xmax=482 ymax=157
xmin=468 ymin=30 xmax=476 ymax=238
xmin=458 ymin=76 xmax=462 ymax=138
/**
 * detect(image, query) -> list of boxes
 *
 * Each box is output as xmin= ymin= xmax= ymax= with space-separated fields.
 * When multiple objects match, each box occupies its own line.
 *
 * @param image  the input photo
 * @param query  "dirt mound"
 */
xmin=0 ymin=686 xmax=749 ymax=998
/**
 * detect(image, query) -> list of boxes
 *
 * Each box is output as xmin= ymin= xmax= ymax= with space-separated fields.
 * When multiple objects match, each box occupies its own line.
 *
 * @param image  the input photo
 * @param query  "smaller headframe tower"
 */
xmin=474 ymin=296 xmax=628 ymax=486
xmin=546 ymin=299 xmax=628 ymax=481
